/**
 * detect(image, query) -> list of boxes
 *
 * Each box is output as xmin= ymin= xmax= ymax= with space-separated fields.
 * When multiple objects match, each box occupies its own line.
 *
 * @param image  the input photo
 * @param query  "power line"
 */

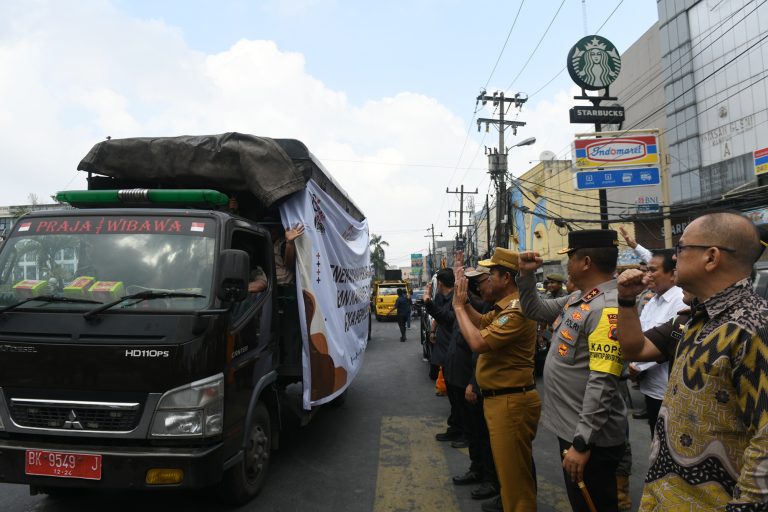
xmin=483 ymin=1 xmax=526 ymax=90
xmin=505 ymin=0 xmax=567 ymax=92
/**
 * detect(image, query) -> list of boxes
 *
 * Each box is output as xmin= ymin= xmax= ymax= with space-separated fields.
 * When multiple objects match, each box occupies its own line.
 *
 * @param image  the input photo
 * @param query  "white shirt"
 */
xmin=635 ymin=285 xmax=686 ymax=400
xmin=633 ymin=243 xmax=653 ymax=264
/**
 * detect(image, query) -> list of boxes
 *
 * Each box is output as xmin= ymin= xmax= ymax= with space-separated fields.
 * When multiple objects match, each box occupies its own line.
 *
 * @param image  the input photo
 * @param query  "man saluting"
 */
xmin=517 ymin=230 xmax=627 ymax=512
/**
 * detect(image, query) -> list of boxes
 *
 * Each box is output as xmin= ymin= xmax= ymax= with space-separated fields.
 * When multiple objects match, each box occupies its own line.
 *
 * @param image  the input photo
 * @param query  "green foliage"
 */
xmin=369 ymin=234 xmax=388 ymax=280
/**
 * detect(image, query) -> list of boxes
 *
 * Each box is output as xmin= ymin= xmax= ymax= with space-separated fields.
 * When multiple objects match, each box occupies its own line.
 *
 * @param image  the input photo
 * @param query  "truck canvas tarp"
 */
xmin=77 ymin=133 xmax=370 ymax=408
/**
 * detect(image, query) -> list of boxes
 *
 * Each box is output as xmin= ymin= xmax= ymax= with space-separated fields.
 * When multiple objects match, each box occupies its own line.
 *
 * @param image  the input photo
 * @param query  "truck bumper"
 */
xmin=0 ymin=438 xmax=225 ymax=490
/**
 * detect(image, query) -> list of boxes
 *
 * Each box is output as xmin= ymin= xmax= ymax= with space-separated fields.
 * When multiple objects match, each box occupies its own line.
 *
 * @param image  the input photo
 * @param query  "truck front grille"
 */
xmin=9 ymin=398 xmax=141 ymax=432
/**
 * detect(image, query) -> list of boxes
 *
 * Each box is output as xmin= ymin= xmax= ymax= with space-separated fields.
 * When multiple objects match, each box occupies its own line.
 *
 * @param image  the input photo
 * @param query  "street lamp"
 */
xmin=513 ymin=137 xmax=536 ymax=148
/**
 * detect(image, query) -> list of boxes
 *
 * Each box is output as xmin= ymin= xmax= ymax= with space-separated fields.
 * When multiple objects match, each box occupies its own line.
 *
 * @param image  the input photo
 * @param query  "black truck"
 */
xmin=0 ymin=133 xmax=368 ymax=504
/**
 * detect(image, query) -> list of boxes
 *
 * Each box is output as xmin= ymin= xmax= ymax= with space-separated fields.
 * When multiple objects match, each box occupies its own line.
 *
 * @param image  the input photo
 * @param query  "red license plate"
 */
xmin=25 ymin=450 xmax=102 ymax=480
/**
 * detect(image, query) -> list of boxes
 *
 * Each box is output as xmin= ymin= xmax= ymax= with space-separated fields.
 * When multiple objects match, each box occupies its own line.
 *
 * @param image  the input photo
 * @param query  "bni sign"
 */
xmin=573 ymin=135 xmax=659 ymax=169
xmin=575 ymin=167 xmax=660 ymax=190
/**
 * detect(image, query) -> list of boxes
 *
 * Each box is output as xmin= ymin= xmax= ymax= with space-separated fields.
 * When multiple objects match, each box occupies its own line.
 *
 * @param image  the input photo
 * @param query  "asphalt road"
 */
xmin=0 ymin=317 xmax=651 ymax=511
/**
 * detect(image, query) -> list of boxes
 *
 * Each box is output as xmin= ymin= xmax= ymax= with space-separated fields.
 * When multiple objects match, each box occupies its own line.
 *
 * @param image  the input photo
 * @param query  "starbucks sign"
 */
xmin=567 ymin=35 xmax=621 ymax=90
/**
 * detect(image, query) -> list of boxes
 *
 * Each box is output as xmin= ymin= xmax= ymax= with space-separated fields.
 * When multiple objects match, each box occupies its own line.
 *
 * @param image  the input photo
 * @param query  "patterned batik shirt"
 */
xmin=640 ymin=278 xmax=768 ymax=511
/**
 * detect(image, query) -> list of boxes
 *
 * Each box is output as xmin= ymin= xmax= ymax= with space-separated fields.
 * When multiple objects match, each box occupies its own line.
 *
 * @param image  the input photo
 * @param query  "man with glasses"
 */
xmin=637 ymin=211 xmax=768 ymax=510
xmin=452 ymin=248 xmax=540 ymax=512
xmin=517 ymin=230 xmax=627 ymax=511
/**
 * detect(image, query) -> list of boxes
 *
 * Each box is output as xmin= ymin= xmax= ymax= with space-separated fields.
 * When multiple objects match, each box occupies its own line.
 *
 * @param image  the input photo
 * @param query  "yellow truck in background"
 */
xmin=374 ymin=270 xmax=409 ymax=321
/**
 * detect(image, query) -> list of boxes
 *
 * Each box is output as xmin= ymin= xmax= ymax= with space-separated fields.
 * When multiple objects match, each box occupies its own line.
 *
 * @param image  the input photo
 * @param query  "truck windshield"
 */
xmin=0 ymin=215 xmax=216 ymax=312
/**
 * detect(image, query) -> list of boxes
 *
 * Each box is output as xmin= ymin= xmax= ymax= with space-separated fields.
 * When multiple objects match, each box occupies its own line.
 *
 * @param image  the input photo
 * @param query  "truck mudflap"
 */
xmin=0 ymin=439 xmax=224 ymax=490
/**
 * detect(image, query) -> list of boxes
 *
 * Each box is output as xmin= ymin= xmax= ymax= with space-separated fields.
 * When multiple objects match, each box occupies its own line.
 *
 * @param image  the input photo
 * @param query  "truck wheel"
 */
xmin=375 ymin=315 xmax=382 ymax=322
xmin=218 ymin=403 xmax=271 ymax=505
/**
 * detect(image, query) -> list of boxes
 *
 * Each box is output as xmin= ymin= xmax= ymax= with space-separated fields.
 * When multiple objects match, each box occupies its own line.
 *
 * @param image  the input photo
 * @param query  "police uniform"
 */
xmin=517 ymin=230 xmax=627 ymax=512
xmin=476 ymin=249 xmax=540 ymax=512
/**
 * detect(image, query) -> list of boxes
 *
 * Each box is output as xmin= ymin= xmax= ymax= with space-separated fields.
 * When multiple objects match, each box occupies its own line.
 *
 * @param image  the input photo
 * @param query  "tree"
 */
xmin=369 ymin=234 xmax=388 ymax=280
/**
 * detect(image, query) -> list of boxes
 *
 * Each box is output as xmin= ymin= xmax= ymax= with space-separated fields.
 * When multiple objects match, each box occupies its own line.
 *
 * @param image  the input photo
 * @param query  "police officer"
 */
xmin=453 ymin=248 xmax=539 ymax=512
xmin=517 ymin=230 xmax=627 ymax=512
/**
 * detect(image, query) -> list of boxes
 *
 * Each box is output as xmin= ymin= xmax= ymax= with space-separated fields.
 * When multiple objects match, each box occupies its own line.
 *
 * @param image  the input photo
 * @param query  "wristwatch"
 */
xmin=571 ymin=435 xmax=590 ymax=453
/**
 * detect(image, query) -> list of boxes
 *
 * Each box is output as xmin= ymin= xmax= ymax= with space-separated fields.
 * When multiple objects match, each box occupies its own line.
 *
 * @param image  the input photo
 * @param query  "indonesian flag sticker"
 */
xmin=18 ymin=222 xmax=31 ymax=232
xmin=190 ymin=222 xmax=205 ymax=233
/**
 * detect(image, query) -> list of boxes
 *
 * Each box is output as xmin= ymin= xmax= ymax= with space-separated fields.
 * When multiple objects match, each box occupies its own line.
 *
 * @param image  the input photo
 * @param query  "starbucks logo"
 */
xmin=567 ymin=35 xmax=621 ymax=90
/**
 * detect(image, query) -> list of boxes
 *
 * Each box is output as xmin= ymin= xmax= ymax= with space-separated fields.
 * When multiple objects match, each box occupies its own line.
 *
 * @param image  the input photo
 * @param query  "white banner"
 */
xmin=280 ymin=180 xmax=370 ymax=408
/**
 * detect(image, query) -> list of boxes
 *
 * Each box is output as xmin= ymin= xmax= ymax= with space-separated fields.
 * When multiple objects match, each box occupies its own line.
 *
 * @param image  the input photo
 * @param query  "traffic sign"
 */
xmin=574 ymin=167 xmax=660 ymax=190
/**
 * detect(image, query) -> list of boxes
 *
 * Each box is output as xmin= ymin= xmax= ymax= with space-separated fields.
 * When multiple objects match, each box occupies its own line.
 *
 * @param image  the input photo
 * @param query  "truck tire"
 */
xmin=375 ymin=315 xmax=382 ymax=322
xmin=218 ymin=403 xmax=272 ymax=505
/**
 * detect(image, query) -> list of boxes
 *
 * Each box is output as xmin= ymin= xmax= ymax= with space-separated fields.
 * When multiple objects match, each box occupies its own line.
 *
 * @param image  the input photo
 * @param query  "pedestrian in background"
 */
xmin=393 ymin=288 xmax=410 ymax=342
xmin=517 ymin=230 xmax=627 ymax=512
xmin=453 ymin=248 xmax=540 ymax=512
xmin=637 ymin=211 xmax=768 ymax=510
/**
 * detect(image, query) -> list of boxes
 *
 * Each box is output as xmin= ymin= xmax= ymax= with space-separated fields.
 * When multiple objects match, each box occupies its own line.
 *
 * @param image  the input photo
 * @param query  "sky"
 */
xmin=0 ymin=0 xmax=658 ymax=266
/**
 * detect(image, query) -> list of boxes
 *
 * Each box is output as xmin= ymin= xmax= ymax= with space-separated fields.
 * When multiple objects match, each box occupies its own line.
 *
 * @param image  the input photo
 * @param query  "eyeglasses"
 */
xmin=674 ymin=242 xmax=737 ymax=255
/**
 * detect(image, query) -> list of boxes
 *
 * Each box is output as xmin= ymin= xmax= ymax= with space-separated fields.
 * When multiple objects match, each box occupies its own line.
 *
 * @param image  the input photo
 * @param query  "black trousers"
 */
xmin=396 ymin=315 xmax=407 ymax=340
xmin=645 ymin=395 xmax=663 ymax=437
xmin=558 ymin=437 xmax=624 ymax=512
xmin=445 ymin=383 xmax=465 ymax=434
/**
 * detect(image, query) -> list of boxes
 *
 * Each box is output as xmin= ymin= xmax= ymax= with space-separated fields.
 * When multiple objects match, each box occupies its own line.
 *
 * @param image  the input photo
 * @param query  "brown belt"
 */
xmin=481 ymin=384 xmax=536 ymax=397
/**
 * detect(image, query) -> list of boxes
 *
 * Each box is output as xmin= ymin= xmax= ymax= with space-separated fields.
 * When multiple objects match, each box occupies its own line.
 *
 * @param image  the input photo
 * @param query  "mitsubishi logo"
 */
xmin=62 ymin=410 xmax=84 ymax=430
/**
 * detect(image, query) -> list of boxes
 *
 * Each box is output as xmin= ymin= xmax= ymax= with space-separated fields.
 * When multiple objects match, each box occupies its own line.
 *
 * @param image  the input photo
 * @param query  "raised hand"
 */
xmin=452 ymin=267 xmax=468 ymax=308
xmin=285 ymin=223 xmax=305 ymax=241
xmin=617 ymin=268 xmax=649 ymax=299
xmin=618 ymin=225 xmax=637 ymax=249
xmin=517 ymin=251 xmax=544 ymax=275
xmin=452 ymin=250 xmax=465 ymax=273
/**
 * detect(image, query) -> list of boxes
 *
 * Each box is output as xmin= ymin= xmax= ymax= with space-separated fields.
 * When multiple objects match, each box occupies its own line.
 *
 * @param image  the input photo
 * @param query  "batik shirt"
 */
xmin=640 ymin=279 xmax=768 ymax=511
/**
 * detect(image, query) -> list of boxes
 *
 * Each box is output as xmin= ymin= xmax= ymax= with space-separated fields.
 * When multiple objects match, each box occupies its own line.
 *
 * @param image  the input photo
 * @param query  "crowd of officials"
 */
xmin=416 ymin=211 xmax=768 ymax=512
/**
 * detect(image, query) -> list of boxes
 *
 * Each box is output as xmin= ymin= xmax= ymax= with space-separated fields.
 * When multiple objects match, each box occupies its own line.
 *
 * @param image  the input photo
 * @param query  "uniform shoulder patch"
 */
xmin=581 ymin=288 xmax=601 ymax=302
xmin=496 ymin=315 xmax=509 ymax=326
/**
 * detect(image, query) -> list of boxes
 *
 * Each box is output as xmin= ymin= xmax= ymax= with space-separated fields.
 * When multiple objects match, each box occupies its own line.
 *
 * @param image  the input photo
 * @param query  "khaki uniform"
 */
xmin=476 ymin=292 xmax=540 ymax=512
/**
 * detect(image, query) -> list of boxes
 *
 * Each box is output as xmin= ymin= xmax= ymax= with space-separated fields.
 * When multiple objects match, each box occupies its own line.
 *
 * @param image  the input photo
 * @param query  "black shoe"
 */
xmin=471 ymin=482 xmax=499 ymax=500
xmin=450 ymin=439 xmax=468 ymax=449
xmin=481 ymin=494 xmax=503 ymax=512
xmin=452 ymin=470 xmax=482 ymax=486
xmin=435 ymin=430 xmax=462 ymax=442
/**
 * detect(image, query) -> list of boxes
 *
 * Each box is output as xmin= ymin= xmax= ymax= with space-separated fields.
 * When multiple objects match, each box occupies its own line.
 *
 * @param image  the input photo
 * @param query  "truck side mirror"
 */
xmin=217 ymin=249 xmax=250 ymax=302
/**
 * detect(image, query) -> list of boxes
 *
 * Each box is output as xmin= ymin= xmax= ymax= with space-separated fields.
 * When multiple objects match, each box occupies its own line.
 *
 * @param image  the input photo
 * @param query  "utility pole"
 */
xmin=425 ymin=225 xmax=442 ymax=275
xmin=485 ymin=195 xmax=491 ymax=257
xmin=447 ymin=185 xmax=478 ymax=251
xmin=476 ymin=90 xmax=530 ymax=248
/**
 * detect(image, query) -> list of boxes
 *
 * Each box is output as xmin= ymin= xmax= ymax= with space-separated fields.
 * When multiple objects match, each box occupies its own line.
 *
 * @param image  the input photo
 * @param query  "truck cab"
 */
xmin=0 ymin=134 xmax=369 ymax=504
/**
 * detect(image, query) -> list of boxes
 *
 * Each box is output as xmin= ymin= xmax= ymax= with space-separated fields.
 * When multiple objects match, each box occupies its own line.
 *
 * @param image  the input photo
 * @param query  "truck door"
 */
xmin=223 ymin=227 xmax=275 ymax=445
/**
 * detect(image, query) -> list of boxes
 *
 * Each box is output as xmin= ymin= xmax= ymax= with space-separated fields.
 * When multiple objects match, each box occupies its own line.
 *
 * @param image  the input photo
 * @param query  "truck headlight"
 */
xmin=150 ymin=374 xmax=223 ymax=438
